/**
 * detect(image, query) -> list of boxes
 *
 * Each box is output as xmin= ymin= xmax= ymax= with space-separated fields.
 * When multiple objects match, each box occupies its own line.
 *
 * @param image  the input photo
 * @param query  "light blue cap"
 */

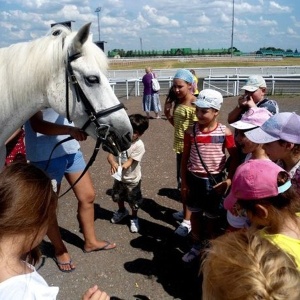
xmin=173 ymin=69 xmax=194 ymax=83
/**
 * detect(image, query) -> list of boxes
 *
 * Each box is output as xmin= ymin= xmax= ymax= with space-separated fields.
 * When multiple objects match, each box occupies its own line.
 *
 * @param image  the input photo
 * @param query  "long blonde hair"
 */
xmin=201 ymin=229 xmax=300 ymax=300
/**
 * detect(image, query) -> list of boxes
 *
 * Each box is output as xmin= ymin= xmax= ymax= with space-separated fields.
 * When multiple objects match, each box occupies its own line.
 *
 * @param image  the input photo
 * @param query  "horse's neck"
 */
xmin=0 ymin=98 xmax=45 ymax=146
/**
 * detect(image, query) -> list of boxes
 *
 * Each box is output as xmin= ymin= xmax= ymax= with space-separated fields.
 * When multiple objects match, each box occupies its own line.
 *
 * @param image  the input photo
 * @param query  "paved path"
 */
xmin=38 ymin=94 xmax=299 ymax=300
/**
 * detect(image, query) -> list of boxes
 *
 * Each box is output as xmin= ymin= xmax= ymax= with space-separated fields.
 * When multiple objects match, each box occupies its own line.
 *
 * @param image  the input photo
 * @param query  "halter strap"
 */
xmin=49 ymin=51 xmax=126 ymax=196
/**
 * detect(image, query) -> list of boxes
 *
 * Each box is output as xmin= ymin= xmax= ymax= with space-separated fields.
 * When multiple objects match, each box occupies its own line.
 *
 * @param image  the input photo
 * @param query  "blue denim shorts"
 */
xmin=31 ymin=151 xmax=86 ymax=184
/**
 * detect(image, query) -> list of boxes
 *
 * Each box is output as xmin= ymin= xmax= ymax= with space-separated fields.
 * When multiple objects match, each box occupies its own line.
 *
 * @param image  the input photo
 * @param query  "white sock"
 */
xmin=182 ymin=219 xmax=191 ymax=226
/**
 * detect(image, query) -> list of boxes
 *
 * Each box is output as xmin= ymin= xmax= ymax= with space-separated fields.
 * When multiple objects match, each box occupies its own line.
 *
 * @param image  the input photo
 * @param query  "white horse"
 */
xmin=0 ymin=23 xmax=132 ymax=166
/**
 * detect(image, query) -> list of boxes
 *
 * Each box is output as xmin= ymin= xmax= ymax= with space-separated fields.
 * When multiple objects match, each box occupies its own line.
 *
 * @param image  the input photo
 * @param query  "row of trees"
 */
xmin=258 ymin=47 xmax=298 ymax=53
xmin=107 ymin=46 xmax=299 ymax=58
xmin=108 ymin=47 xmax=242 ymax=58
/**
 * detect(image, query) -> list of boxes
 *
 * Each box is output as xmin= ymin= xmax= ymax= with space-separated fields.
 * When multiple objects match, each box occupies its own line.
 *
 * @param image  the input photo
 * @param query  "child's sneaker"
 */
xmin=182 ymin=247 xmax=200 ymax=263
xmin=130 ymin=218 xmax=139 ymax=233
xmin=111 ymin=209 xmax=129 ymax=224
xmin=174 ymin=220 xmax=191 ymax=237
xmin=172 ymin=210 xmax=184 ymax=221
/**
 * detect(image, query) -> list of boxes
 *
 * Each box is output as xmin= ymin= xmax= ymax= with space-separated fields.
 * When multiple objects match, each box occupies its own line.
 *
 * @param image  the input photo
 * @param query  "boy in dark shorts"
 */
xmin=181 ymin=89 xmax=237 ymax=263
xmin=107 ymin=114 xmax=149 ymax=233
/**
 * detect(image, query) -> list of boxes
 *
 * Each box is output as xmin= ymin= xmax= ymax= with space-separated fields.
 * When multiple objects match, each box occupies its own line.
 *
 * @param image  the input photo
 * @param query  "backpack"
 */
xmin=151 ymin=73 xmax=160 ymax=92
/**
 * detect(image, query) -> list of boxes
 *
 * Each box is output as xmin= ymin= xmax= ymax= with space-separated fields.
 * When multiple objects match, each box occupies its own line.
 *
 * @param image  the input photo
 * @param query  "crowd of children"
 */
xmin=1 ymin=70 xmax=300 ymax=298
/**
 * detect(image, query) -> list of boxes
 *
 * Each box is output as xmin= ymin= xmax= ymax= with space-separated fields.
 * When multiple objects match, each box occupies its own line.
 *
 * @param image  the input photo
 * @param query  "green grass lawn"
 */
xmin=109 ymin=56 xmax=300 ymax=70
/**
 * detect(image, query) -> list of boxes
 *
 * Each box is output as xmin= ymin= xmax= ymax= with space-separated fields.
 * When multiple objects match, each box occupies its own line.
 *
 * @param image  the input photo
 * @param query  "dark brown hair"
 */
xmin=129 ymin=114 xmax=149 ymax=135
xmin=0 ymin=162 xmax=57 ymax=264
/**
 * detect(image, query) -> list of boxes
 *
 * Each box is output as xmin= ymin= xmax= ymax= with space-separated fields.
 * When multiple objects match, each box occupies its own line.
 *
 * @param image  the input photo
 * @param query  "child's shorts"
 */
xmin=112 ymin=180 xmax=143 ymax=210
xmin=186 ymin=171 xmax=224 ymax=215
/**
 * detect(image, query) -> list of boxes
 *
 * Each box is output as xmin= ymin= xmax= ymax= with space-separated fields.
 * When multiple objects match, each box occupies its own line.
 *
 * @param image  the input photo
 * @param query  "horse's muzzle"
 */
xmin=101 ymin=128 xmax=132 ymax=156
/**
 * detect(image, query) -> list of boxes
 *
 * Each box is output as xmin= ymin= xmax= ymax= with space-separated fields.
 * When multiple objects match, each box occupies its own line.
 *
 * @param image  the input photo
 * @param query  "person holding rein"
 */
xmin=25 ymin=108 xmax=116 ymax=273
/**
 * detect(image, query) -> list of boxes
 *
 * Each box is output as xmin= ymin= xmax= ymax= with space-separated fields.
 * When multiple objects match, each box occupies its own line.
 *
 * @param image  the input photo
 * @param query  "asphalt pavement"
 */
xmin=38 ymin=94 xmax=299 ymax=300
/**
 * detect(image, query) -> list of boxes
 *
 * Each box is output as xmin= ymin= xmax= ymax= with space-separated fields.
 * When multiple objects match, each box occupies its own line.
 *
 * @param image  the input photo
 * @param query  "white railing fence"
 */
xmin=108 ymin=66 xmax=300 ymax=99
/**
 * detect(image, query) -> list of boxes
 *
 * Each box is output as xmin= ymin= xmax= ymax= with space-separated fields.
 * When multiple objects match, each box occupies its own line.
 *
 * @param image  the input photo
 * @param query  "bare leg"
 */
xmin=183 ymin=204 xmax=192 ymax=221
xmin=47 ymin=195 xmax=75 ymax=271
xmin=65 ymin=171 xmax=116 ymax=252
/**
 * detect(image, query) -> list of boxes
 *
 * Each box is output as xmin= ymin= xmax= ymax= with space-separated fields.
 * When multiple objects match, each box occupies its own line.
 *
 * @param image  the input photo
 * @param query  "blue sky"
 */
xmin=0 ymin=0 xmax=299 ymax=53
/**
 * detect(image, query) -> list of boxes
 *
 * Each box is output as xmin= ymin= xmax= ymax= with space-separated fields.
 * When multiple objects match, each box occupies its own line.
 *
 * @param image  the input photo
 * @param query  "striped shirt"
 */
xmin=187 ymin=123 xmax=235 ymax=175
xmin=173 ymin=104 xmax=197 ymax=153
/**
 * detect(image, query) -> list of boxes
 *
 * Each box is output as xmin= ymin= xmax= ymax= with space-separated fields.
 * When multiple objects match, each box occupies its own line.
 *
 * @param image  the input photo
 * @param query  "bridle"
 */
xmin=65 ymin=52 xmax=124 ymax=139
xmin=48 ymin=51 xmax=126 ymax=197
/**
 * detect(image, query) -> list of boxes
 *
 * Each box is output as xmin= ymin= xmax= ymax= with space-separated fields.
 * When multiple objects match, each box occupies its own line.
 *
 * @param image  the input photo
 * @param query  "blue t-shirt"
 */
xmin=25 ymin=108 xmax=80 ymax=162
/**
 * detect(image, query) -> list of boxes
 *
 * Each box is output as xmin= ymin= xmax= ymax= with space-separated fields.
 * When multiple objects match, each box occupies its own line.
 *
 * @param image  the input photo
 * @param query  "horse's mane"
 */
xmin=0 ymin=25 xmax=108 ymax=111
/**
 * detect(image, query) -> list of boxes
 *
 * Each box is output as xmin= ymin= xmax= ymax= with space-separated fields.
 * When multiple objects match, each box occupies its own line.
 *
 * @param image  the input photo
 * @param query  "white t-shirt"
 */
xmin=120 ymin=138 xmax=145 ymax=184
xmin=0 ymin=264 xmax=59 ymax=299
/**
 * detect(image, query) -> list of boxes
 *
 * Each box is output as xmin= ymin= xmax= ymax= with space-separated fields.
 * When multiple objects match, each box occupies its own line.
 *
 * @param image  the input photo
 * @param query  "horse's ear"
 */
xmin=71 ymin=23 xmax=91 ymax=52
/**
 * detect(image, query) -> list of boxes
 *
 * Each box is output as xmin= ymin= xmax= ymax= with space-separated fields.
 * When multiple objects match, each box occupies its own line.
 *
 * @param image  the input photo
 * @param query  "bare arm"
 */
xmin=30 ymin=111 xmax=87 ymax=141
xmin=213 ymin=127 xmax=238 ymax=195
xmin=122 ymin=157 xmax=134 ymax=169
xmin=227 ymin=95 xmax=257 ymax=123
xmin=164 ymin=100 xmax=174 ymax=126
xmin=180 ymin=128 xmax=192 ymax=198
xmin=107 ymin=153 xmax=118 ymax=174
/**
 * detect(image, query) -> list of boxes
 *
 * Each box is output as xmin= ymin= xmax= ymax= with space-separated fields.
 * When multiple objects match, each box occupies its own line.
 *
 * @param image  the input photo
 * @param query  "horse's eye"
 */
xmin=86 ymin=75 xmax=99 ymax=84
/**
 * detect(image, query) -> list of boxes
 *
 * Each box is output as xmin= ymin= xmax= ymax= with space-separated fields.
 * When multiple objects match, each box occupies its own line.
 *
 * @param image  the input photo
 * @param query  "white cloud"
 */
xmin=0 ymin=0 xmax=299 ymax=52
xmin=247 ymin=17 xmax=277 ymax=27
xmin=287 ymin=27 xmax=297 ymax=35
xmin=197 ymin=13 xmax=211 ymax=26
xmin=269 ymin=27 xmax=284 ymax=36
xmin=269 ymin=1 xmax=291 ymax=13
xmin=142 ymin=5 xmax=179 ymax=27
xmin=291 ymin=16 xmax=300 ymax=27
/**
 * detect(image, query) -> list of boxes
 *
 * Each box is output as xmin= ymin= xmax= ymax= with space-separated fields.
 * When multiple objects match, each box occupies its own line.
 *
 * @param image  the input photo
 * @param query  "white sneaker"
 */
xmin=111 ymin=209 xmax=129 ymax=224
xmin=174 ymin=221 xmax=191 ymax=237
xmin=172 ymin=210 xmax=184 ymax=221
xmin=130 ymin=218 xmax=139 ymax=233
xmin=182 ymin=247 xmax=200 ymax=263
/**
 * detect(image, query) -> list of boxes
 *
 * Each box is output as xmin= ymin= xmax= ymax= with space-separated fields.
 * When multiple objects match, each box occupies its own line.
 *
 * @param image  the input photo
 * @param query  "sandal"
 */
xmin=54 ymin=258 xmax=76 ymax=273
xmin=83 ymin=241 xmax=116 ymax=253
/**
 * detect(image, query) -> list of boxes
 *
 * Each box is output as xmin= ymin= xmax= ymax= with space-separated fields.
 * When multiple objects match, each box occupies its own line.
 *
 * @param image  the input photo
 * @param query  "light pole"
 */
xmin=95 ymin=7 xmax=101 ymax=41
xmin=230 ymin=0 xmax=235 ymax=57
xmin=140 ymin=37 xmax=143 ymax=52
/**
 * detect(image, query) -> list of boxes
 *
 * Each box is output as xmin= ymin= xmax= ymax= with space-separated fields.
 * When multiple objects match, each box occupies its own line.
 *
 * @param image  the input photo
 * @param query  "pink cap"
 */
xmin=230 ymin=107 xmax=272 ymax=130
xmin=224 ymin=159 xmax=290 ymax=210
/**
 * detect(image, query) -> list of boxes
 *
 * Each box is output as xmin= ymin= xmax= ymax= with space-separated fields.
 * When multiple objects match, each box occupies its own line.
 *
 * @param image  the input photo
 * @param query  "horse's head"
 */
xmin=47 ymin=23 xmax=132 ymax=155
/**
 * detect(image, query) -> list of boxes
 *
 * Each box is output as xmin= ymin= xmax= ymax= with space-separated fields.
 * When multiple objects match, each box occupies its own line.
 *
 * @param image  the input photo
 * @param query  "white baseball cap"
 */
xmin=241 ymin=75 xmax=267 ymax=92
xmin=194 ymin=89 xmax=223 ymax=110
